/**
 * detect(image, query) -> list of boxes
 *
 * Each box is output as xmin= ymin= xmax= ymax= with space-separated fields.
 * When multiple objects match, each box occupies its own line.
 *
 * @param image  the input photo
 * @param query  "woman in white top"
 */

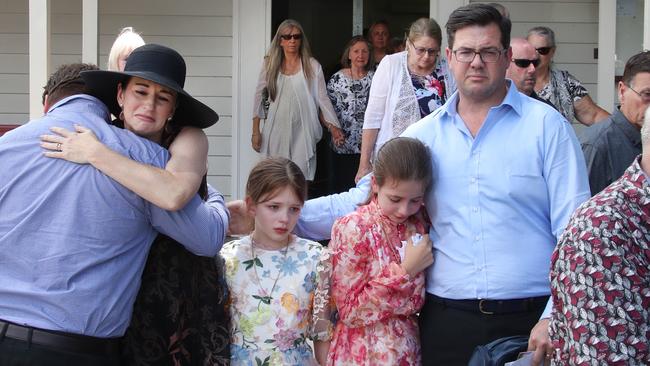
xmin=355 ymin=17 xmax=455 ymax=182
xmin=252 ymin=19 xmax=343 ymax=181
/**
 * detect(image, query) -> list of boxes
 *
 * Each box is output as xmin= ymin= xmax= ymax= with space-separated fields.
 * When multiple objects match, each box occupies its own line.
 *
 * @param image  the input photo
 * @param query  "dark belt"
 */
xmin=0 ymin=319 xmax=120 ymax=356
xmin=427 ymin=294 xmax=548 ymax=315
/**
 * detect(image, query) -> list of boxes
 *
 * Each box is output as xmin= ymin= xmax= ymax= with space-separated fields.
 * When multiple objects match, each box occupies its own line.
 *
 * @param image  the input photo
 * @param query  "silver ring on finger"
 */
xmin=56 ymin=143 xmax=62 ymax=151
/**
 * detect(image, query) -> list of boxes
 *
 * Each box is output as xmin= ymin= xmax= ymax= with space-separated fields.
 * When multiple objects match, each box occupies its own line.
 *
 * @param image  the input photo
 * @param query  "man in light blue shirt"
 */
xmin=295 ymin=5 xmax=589 ymax=365
xmin=0 ymin=64 xmax=228 ymax=365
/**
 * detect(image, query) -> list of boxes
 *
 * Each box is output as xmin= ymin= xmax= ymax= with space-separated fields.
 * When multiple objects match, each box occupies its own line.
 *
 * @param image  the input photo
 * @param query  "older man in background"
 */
xmin=579 ymin=51 xmax=650 ymax=195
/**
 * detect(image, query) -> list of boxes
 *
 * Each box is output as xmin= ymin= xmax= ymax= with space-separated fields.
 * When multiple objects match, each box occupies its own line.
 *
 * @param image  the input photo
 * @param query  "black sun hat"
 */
xmin=81 ymin=43 xmax=219 ymax=129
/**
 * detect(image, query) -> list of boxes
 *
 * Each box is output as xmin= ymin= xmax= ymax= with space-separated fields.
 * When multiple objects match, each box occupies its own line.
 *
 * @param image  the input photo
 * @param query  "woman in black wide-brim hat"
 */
xmin=40 ymin=44 xmax=230 ymax=365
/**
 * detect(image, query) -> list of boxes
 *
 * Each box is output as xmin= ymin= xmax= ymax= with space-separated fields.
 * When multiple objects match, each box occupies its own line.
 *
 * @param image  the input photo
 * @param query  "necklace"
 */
xmin=249 ymin=233 xmax=290 ymax=306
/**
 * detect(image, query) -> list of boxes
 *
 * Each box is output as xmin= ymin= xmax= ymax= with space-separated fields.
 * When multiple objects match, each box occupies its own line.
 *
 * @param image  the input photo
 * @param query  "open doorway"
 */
xmin=271 ymin=0 xmax=429 ymax=198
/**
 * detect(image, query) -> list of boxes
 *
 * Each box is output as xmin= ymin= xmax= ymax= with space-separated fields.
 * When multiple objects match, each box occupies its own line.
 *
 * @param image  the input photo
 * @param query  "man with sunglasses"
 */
xmin=579 ymin=51 xmax=650 ymax=196
xmin=506 ymin=38 xmax=555 ymax=109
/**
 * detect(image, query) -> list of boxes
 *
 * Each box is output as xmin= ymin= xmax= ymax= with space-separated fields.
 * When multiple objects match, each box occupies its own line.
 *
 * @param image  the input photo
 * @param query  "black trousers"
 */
xmin=0 ymin=335 xmax=120 ymax=366
xmin=418 ymin=296 xmax=546 ymax=366
xmin=328 ymin=152 xmax=360 ymax=194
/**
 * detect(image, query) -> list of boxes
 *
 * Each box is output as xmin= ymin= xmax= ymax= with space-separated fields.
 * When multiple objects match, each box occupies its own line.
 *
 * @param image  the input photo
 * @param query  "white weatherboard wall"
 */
xmin=471 ymin=0 xmax=601 ymax=130
xmin=0 ymin=0 xmax=233 ymax=199
xmin=0 ymin=2 xmax=30 ymax=124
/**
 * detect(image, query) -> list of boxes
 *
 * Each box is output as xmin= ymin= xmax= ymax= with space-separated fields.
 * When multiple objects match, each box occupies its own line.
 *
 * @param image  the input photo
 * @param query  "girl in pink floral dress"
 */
xmin=327 ymin=137 xmax=434 ymax=365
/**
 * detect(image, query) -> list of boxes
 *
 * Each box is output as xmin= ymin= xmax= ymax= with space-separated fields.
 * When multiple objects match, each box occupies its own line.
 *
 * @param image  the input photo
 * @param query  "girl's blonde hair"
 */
xmin=365 ymin=137 xmax=433 ymax=203
xmin=264 ymin=19 xmax=314 ymax=101
xmin=107 ymin=27 xmax=145 ymax=71
xmin=246 ymin=157 xmax=307 ymax=205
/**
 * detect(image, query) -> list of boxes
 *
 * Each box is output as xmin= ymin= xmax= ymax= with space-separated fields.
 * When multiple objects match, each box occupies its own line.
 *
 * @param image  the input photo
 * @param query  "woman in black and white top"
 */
xmin=326 ymin=36 xmax=375 ymax=192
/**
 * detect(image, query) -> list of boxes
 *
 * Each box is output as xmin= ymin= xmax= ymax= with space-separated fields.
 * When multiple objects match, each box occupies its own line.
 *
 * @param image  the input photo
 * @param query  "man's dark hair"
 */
xmin=622 ymin=51 xmax=650 ymax=86
xmin=446 ymin=3 xmax=511 ymax=50
xmin=42 ymin=63 xmax=99 ymax=106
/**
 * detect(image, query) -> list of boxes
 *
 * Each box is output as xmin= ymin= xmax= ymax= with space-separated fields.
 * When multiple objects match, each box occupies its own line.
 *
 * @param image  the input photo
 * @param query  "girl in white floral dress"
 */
xmin=222 ymin=157 xmax=333 ymax=366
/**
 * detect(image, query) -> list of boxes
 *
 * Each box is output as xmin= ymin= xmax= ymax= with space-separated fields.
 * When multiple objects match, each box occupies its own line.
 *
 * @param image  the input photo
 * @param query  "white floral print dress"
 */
xmin=222 ymin=235 xmax=333 ymax=366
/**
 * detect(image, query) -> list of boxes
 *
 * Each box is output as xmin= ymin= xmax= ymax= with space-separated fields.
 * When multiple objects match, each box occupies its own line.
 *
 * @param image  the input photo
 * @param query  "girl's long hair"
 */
xmin=264 ymin=19 xmax=314 ymax=102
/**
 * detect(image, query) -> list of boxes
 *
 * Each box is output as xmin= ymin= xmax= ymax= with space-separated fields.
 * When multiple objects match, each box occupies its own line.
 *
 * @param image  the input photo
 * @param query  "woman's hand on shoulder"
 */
xmin=354 ymin=162 xmax=372 ymax=184
xmin=40 ymin=124 xmax=103 ymax=164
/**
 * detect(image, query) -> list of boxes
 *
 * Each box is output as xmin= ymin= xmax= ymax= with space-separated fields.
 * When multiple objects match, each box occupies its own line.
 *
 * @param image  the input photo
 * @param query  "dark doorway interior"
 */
xmin=271 ymin=0 xmax=429 ymax=198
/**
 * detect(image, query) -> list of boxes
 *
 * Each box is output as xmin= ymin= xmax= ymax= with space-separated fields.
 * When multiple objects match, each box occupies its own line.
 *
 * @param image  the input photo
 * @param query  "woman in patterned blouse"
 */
xmin=527 ymin=26 xmax=610 ymax=126
xmin=355 ymin=18 xmax=455 ymax=182
xmin=326 ymin=36 xmax=375 ymax=192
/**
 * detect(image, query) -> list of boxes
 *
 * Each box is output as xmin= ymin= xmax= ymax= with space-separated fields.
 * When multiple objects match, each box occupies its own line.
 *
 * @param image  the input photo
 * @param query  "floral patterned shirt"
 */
xmin=325 ymin=200 xmax=428 ymax=365
xmin=550 ymin=156 xmax=650 ymax=366
xmin=537 ymin=67 xmax=589 ymax=123
xmin=222 ymin=236 xmax=332 ymax=366
xmin=326 ymin=70 xmax=374 ymax=154
xmin=410 ymin=70 xmax=446 ymax=118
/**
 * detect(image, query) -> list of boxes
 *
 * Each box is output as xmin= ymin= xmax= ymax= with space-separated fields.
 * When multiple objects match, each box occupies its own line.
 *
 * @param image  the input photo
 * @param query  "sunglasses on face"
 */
xmin=280 ymin=33 xmax=302 ymax=41
xmin=535 ymin=47 xmax=553 ymax=55
xmin=512 ymin=58 xmax=540 ymax=68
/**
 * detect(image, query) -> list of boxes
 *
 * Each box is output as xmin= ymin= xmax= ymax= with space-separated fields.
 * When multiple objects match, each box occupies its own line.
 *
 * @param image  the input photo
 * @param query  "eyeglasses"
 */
xmin=626 ymin=84 xmax=650 ymax=102
xmin=452 ymin=48 xmax=505 ymax=63
xmin=280 ymin=33 xmax=302 ymax=41
xmin=535 ymin=47 xmax=553 ymax=55
xmin=512 ymin=58 xmax=540 ymax=68
xmin=409 ymin=41 xmax=439 ymax=57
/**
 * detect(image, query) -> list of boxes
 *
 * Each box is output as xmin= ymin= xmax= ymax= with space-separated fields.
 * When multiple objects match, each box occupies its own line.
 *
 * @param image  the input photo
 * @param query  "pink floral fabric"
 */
xmin=327 ymin=200 xmax=428 ymax=366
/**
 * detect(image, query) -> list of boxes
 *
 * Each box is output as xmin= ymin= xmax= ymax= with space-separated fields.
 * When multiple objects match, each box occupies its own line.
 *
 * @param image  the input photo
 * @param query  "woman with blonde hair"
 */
xmin=355 ymin=17 xmax=455 ymax=182
xmin=252 ymin=19 xmax=343 ymax=181
xmin=107 ymin=27 xmax=145 ymax=71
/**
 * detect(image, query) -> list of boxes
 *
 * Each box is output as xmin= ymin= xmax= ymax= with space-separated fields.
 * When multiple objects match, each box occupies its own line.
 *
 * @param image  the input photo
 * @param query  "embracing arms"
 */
xmin=41 ymin=125 xmax=208 ymax=211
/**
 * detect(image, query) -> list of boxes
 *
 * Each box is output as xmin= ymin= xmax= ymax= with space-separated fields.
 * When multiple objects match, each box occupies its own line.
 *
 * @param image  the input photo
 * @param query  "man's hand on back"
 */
xmin=226 ymin=200 xmax=254 ymax=236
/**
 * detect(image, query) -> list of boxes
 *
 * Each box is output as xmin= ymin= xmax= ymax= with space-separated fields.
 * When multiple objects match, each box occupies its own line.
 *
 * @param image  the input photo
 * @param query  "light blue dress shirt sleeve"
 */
xmin=542 ymin=112 xmax=591 ymax=242
xmin=539 ymin=112 xmax=589 ymax=319
xmin=148 ymin=184 xmax=229 ymax=256
xmin=294 ymin=174 xmax=372 ymax=240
